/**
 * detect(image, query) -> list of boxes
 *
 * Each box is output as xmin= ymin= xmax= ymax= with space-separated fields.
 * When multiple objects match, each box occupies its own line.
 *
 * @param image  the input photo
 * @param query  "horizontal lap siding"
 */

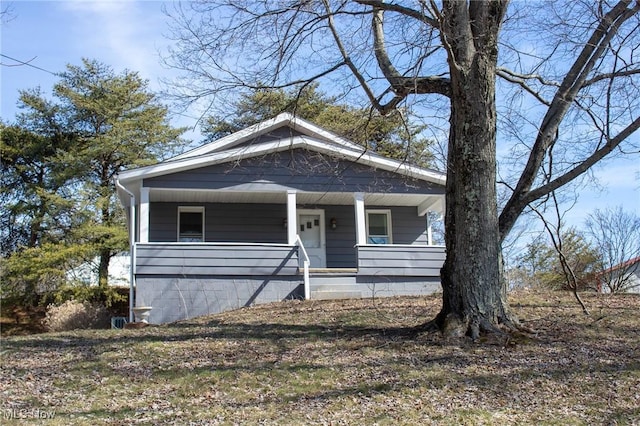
xmin=357 ymin=245 xmax=445 ymax=277
xmin=149 ymin=203 xmax=287 ymax=243
xmin=380 ymin=206 xmax=427 ymax=245
xmin=147 ymin=205 xmax=428 ymax=268
xmin=135 ymin=244 xmax=299 ymax=276
xmin=232 ymin=128 xmax=301 ymax=148
xmin=321 ymin=205 xmax=357 ymax=268
xmin=311 ymin=205 xmax=429 ymax=268
xmin=149 ymin=205 xmax=177 ymax=241
xmin=144 ymin=149 xmax=444 ymax=195
xmin=208 ymin=204 xmax=287 ymax=243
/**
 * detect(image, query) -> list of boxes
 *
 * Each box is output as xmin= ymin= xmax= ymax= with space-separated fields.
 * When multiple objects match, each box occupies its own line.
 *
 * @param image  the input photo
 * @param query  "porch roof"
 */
xmin=145 ymin=187 xmax=443 ymax=212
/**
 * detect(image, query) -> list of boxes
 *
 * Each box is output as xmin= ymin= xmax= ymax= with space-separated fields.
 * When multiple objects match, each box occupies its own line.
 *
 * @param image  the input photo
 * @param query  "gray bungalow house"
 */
xmin=115 ymin=113 xmax=446 ymax=324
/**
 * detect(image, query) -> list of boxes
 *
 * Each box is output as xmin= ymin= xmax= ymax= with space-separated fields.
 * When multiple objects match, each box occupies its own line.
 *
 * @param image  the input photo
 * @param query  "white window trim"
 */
xmin=177 ymin=206 xmax=205 ymax=242
xmin=366 ymin=209 xmax=393 ymax=244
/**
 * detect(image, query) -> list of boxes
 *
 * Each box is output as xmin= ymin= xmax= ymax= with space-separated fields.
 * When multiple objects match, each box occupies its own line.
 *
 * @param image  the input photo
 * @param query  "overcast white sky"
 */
xmin=1 ymin=1 xmax=638 ymax=237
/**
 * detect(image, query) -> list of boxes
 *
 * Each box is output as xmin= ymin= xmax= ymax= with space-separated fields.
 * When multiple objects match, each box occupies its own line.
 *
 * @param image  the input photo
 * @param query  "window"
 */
xmin=366 ymin=210 xmax=392 ymax=244
xmin=178 ymin=207 xmax=204 ymax=242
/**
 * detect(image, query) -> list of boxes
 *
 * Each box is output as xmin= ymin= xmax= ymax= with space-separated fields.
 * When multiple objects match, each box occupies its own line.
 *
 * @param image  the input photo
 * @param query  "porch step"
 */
xmin=309 ymin=277 xmax=357 ymax=288
xmin=308 ymin=270 xmax=362 ymax=300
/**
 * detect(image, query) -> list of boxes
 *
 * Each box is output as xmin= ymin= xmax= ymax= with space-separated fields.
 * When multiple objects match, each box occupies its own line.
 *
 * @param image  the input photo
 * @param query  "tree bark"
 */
xmin=98 ymin=249 xmax=110 ymax=288
xmin=98 ymin=187 xmax=111 ymax=288
xmin=430 ymin=1 xmax=515 ymax=338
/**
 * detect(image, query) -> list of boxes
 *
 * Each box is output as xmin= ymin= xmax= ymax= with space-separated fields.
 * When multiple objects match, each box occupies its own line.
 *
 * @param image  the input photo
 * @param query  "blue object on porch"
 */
xmin=111 ymin=316 xmax=128 ymax=329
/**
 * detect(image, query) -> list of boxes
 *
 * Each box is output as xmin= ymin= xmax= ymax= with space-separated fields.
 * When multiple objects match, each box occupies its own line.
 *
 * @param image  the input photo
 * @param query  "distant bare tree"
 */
xmin=165 ymin=1 xmax=640 ymax=337
xmin=531 ymin=192 xmax=596 ymax=314
xmin=586 ymin=207 xmax=640 ymax=293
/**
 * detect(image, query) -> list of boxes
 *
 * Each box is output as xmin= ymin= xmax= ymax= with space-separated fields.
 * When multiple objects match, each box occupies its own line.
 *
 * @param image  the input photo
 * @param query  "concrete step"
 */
xmin=311 ymin=283 xmax=361 ymax=292
xmin=309 ymin=275 xmax=357 ymax=288
xmin=308 ymin=272 xmax=362 ymax=300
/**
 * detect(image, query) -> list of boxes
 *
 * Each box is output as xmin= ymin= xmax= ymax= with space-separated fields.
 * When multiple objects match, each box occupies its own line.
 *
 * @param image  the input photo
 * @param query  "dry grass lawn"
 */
xmin=1 ymin=290 xmax=639 ymax=425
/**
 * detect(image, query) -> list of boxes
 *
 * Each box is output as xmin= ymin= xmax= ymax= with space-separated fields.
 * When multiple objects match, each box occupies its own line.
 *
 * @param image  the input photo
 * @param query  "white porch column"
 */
xmin=354 ymin=192 xmax=367 ymax=246
xmin=287 ymin=190 xmax=297 ymax=245
xmin=139 ymin=187 xmax=150 ymax=243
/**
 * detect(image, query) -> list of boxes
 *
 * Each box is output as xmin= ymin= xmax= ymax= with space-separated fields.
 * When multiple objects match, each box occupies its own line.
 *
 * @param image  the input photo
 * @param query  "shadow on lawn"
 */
xmin=4 ymin=315 xmax=640 ymax=425
xmin=1 ymin=320 xmax=416 ymax=352
xmin=51 ymin=354 xmax=640 ymax=423
xmin=53 ymin=377 xmax=402 ymax=422
xmin=4 ymin=310 xmax=637 ymax=353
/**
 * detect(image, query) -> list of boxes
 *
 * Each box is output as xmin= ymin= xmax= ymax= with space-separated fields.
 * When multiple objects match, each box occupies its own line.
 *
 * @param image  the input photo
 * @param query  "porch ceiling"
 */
xmin=148 ymin=188 xmax=441 ymax=208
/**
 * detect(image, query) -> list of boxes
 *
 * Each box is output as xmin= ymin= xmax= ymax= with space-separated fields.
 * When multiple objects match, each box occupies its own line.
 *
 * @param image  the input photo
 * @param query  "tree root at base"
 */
xmin=412 ymin=312 xmax=539 ymax=345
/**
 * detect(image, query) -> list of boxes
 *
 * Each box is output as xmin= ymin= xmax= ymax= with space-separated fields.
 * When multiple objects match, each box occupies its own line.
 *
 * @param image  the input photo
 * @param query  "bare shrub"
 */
xmin=44 ymin=300 xmax=110 ymax=332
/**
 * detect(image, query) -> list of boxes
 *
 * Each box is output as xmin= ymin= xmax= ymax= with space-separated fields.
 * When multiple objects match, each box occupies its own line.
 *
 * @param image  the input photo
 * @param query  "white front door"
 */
xmin=297 ymin=209 xmax=326 ymax=268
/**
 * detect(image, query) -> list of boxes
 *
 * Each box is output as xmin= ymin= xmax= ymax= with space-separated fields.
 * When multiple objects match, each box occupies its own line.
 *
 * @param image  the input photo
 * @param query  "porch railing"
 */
xmin=133 ymin=242 xmax=299 ymax=276
xmin=295 ymin=235 xmax=311 ymax=299
xmin=356 ymin=244 xmax=445 ymax=277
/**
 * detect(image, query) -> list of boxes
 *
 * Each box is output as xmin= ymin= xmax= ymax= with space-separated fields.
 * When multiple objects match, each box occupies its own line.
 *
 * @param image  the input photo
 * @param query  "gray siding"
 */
xmin=132 ymin=243 xmax=445 ymax=324
xmin=316 ymin=204 xmax=357 ymax=268
xmin=144 ymin=149 xmax=444 ymax=195
xmin=357 ymin=245 xmax=445 ymax=276
xmin=135 ymin=243 xmax=299 ymax=276
xmin=379 ymin=206 xmax=428 ymax=245
xmin=148 ymin=204 xmax=428 ymax=267
xmin=149 ymin=203 xmax=287 ymax=243
xmin=320 ymin=205 xmax=429 ymax=267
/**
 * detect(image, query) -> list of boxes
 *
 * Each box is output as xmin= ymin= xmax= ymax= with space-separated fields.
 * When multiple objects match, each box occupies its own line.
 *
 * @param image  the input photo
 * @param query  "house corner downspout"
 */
xmin=115 ymin=178 xmax=136 ymax=323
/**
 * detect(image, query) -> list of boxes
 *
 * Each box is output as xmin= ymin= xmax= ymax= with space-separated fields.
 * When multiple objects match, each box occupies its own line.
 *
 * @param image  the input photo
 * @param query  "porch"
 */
xmin=128 ymin=187 xmax=446 ymax=323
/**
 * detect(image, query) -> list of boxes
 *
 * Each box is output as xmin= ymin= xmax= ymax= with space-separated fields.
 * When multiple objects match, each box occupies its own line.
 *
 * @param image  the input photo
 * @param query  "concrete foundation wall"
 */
xmin=356 ymin=276 xmax=442 ymax=298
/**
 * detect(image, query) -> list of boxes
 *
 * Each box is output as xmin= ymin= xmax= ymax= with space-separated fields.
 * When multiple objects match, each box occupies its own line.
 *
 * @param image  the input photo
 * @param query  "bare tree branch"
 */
xmin=321 ymin=0 xmax=382 ymax=111
xmin=499 ymin=0 xmax=640 ymax=240
xmin=354 ymin=0 xmax=439 ymax=27
xmin=370 ymin=6 xmax=451 ymax=112
xmin=586 ymin=207 xmax=640 ymax=293
xmin=583 ymin=67 xmax=640 ymax=86
xmin=503 ymin=110 xmax=640 ymax=228
xmin=496 ymin=67 xmax=555 ymax=106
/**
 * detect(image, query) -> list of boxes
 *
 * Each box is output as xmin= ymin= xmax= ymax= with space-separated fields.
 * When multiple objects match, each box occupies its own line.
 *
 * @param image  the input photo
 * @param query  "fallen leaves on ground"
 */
xmin=1 ymin=291 xmax=638 ymax=425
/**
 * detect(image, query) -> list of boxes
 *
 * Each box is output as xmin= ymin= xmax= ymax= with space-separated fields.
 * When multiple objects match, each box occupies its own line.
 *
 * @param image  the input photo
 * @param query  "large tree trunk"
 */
xmin=431 ymin=1 xmax=515 ymax=338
